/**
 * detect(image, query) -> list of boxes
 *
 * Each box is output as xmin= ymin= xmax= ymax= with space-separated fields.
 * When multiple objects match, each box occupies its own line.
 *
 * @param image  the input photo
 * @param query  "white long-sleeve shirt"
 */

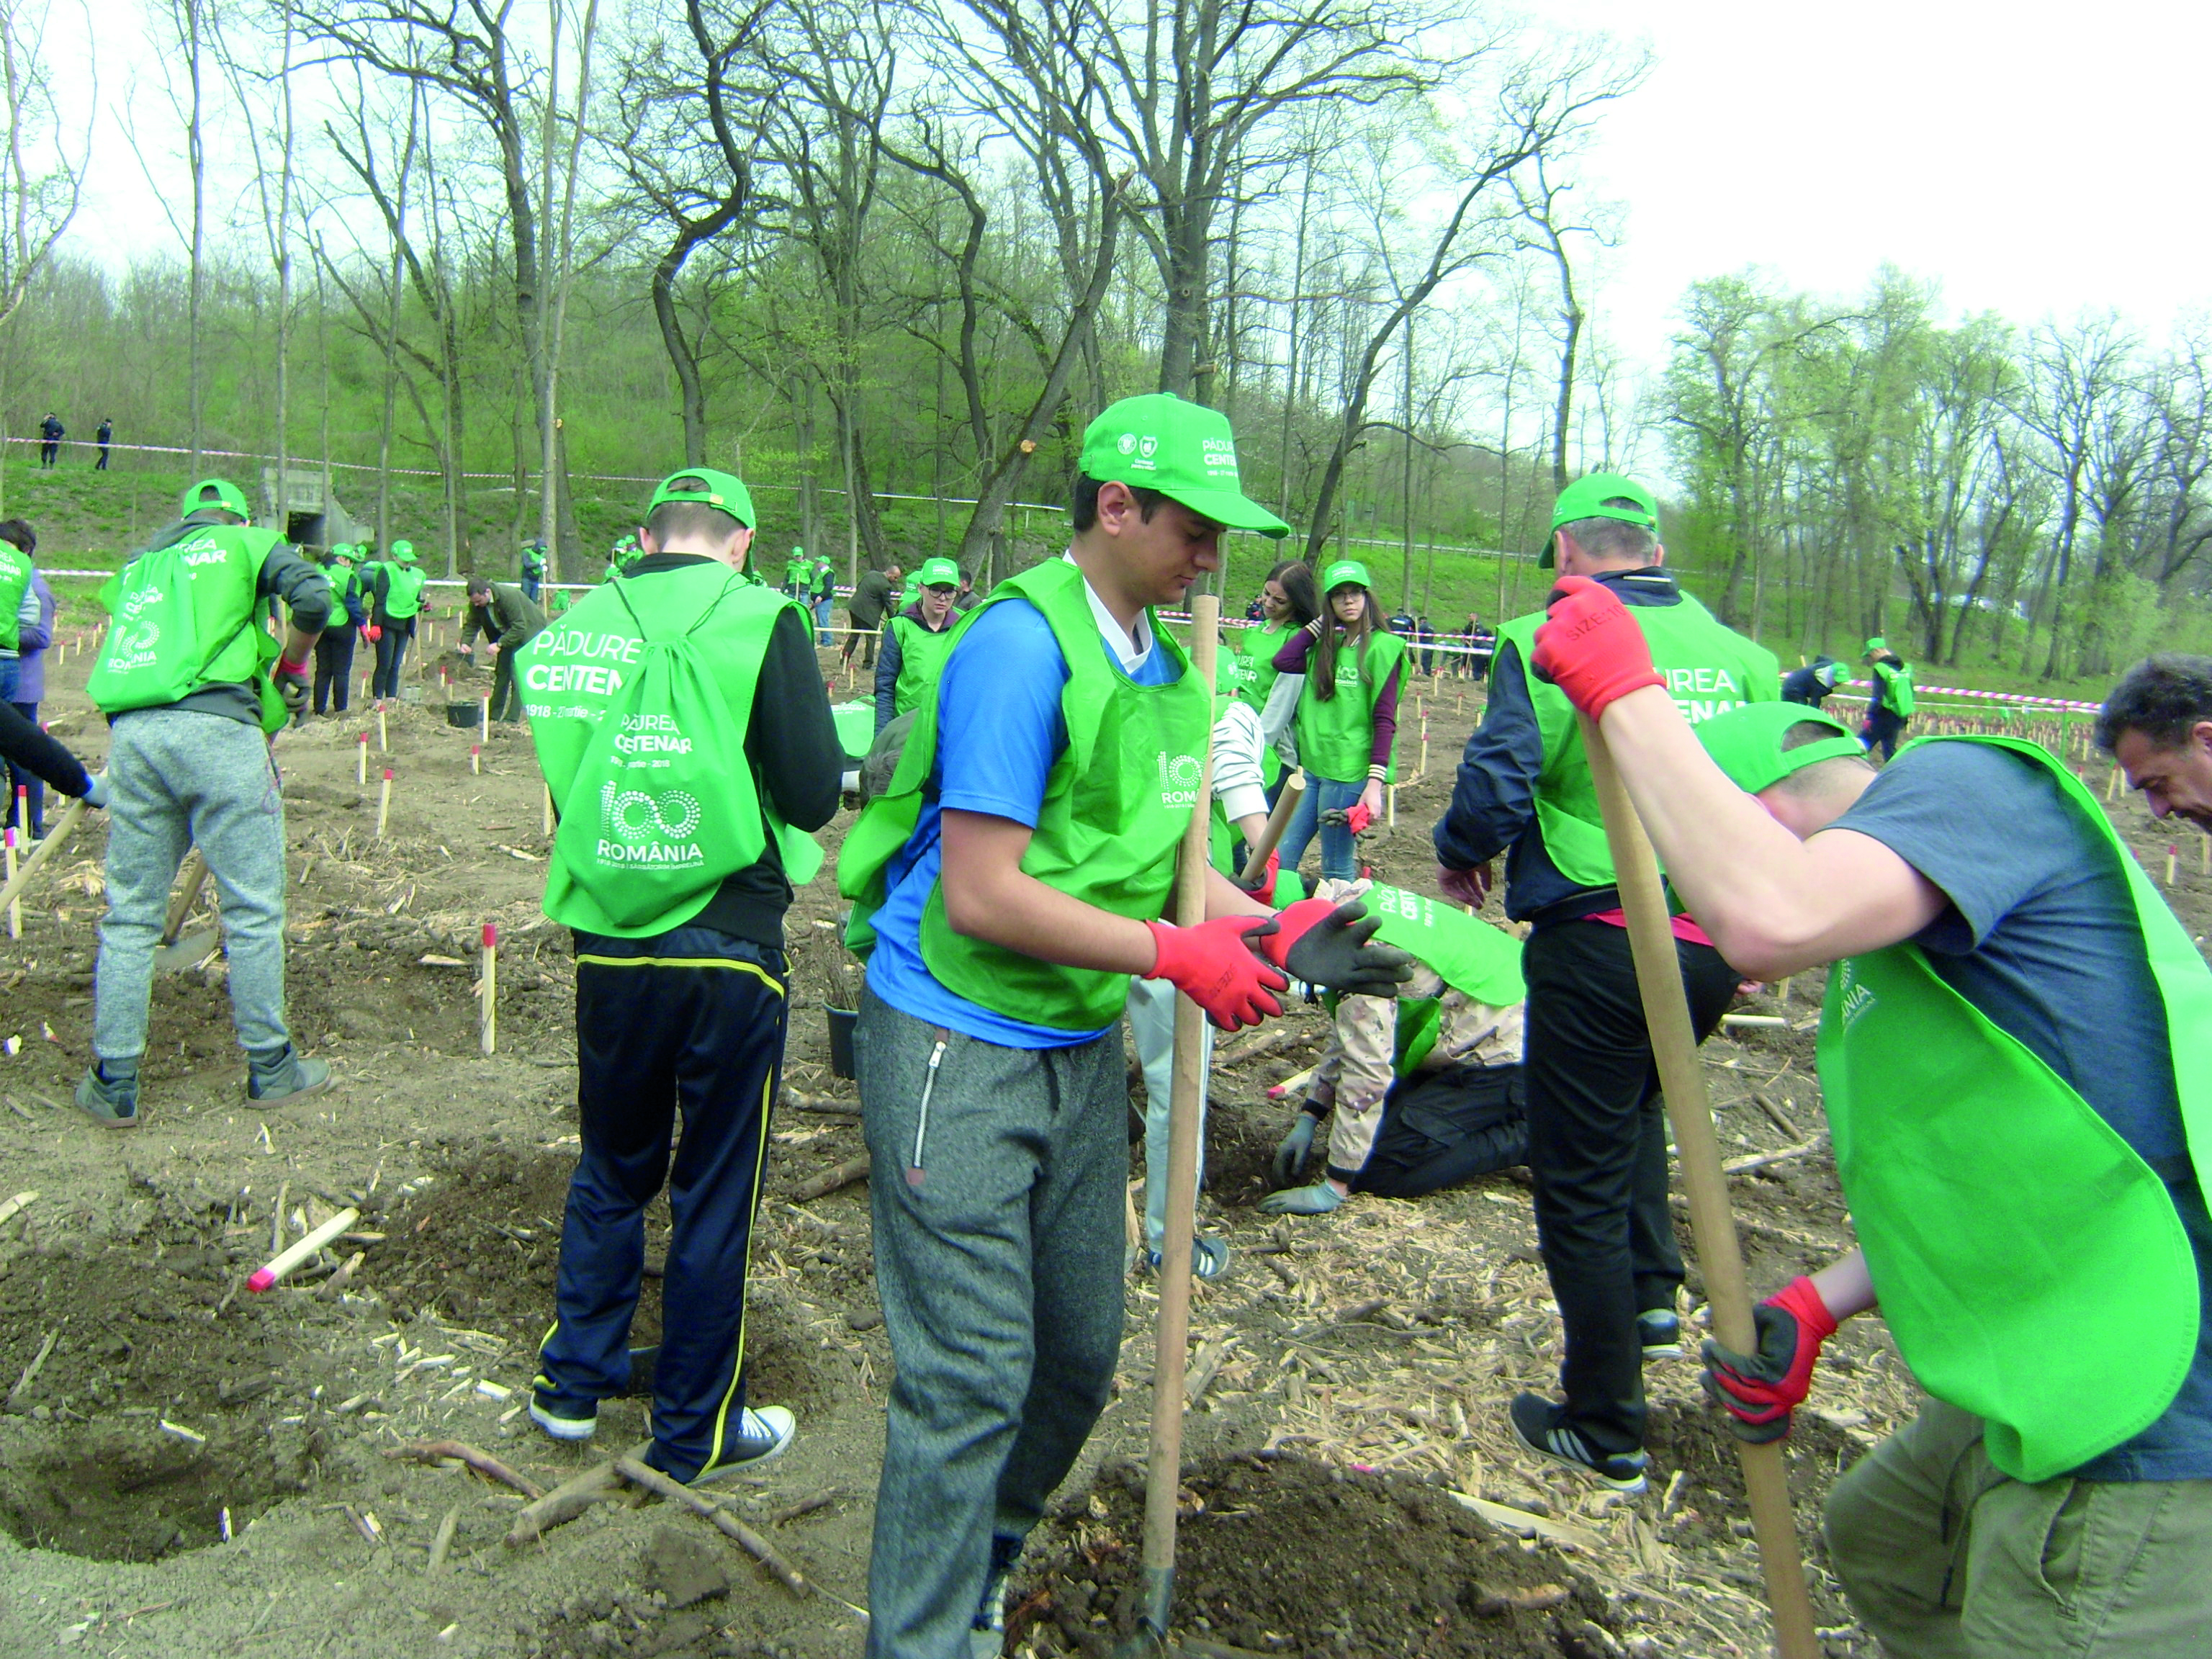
xmin=1213 ymin=698 xmax=1269 ymax=824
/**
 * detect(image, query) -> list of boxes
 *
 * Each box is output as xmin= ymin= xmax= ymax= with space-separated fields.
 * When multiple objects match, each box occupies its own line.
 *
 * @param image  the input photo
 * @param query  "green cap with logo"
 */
xmin=918 ymin=557 xmax=960 ymax=589
xmin=179 ymin=477 xmax=251 ymax=523
xmin=1541 ymin=472 xmax=1659 ymax=570
xmin=392 ymin=539 xmax=418 ymax=564
xmin=1321 ymin=559 xmax=1372 ymax=593
xmin=1863 ymin=637 xmax=1887 ymax=657
xmin=1694 ymin=703 xmax=1865 ymax=795
xmin=647 ymin=467 xmax=755 ymax=529
xmin=1079 ymin=393 xmax=1290 ymax=537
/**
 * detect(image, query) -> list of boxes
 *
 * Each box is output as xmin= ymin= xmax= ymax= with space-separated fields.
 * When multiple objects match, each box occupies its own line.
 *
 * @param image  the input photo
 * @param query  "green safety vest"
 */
xmin=1819 ymin=736 xmax=2212 ymax=1483
xmin=385 ymin=565 xmax=428 ymax=619
xmin=1875 ymin=659 xmax=1916 ymax=718
xmin=0 ymin=542 xmax=30 ymax=652
xmin=1236 ymin=621 xmax=1291 ymax=711
xmin=1498 ymin=593 xmax=1779 ymax=887
xmin=519 ymin=564 xmax=820 ymax=937
xmin=1295 ymin=628 xmax=1408 ymax=782
xmin=786 ymin=558 xmax=814 ymax=593
xmin=899 ymin=576 xmax=921 ymax=608
xmin=889 ymin=612 xmax=960 ymax=720
xmin=86 ymin=523 xmax=287 ymax=734
xmin=840 ymin=557 xmax=1208 ymax=1031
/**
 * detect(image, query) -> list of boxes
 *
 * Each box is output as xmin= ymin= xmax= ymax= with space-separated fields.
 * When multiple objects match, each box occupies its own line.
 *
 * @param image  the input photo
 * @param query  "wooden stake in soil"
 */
xmin=480 ymin=923 xmax=498 ymax=1056
xmin=1130 ymin=593 xmax=1220 ymax=1652
xmin=246 ymin=1207 xmax=359 ymax=1292
xmin=357 ymin=732 xmax=368 ymax=786
xmin=470 ymin=744 xmax=482 ymax=776
xmin=2167 ymin=843 xmax=2178 ymax=886
xmin=542 ymin=783 xmax=556 ymax=837
xmin=480 ymin=696 xmax=490 ymax=745
xmin=2201 ymin=832 xmax=2209 ymax=877
xmin=4 ymin=827 xmax=19 ymax=940
xmin=376 ymin=769 xmax=394 ymax=839
xmin=378 ymin=706 xmax=390 ymax=753
xmin=1577 ymin=713 xmax=1820 ymax=1659
xmin=0 ymin=795 xmax=86 ymax=918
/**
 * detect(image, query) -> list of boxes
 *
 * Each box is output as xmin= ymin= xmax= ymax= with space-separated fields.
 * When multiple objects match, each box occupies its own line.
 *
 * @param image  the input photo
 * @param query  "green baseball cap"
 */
xmin=1321 ymin=559 xmax=1372 ymax=593
xmin=1863 ymin=637 xmax=1887 ymax=657
xmin=1541 ymin=472 xmax=1659 ymax=569
xmin=647 ymin=467 xmax=756 ymax=529
xmin=392 ymin=539 xmax=417 ymax=563
xmin=918 ymin=557 xmax=960 ymax=589
xmin=180 ymin=477 xmax=250 ymax=522
xmin=1695 ymin=704 xmax=1865 ymax=795
xmin=1079 ymin=393 xmax=1290 ymax=538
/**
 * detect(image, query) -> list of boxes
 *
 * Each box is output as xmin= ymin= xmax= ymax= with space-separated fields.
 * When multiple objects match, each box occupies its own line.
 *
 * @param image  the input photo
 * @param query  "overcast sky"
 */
xmin=1538 ymin=0 xmax=2211 ymax=364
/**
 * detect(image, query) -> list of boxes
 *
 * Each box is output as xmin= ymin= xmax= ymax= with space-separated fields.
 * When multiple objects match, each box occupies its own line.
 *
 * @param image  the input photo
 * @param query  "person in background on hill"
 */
xmin=1782 ymin=654 xmax=1845 ymax=709
xmin=2100 ymin=653 xmax=2212 ymax=832
xmin=783 ymin=544 xmax=811 ymax=601
xmin=953 ymin=567 xmax=981 ymax=613
xmin=1461 ymin=610 xmax=1483 ymax=680
xmin=313 ymin=544 xmax=367 ymax=717
xmin=464 ymin=573 xmax=547 ymax=722
xmin=0 ymin=520 xmax=55 ymax=837
xmin=1530 ymin=621 xmax=2212 ymax=1651
xmin=520 ymin=537 xmax=547 ymax=604
xmin=1432 ymin=472 xmax=1778 ymax=1495
xmin=837 ymin=393 xmax=1409 ymax=1658
xmin=1415 ymin=613 xmax=1438 ymax=677
xmin=78 ymin=478 xmax=331 ymax=1128
xmin=37 ymin=413 xmax=61 ymax=467
xmin=1861 ymin=637 xmax=1915 ymax=760
xmin=1273 ymin=559 xmax=1406 ymax=882
xmin=874 ymin=557 xmax=962 ymax=735
xmin=95 ymin=418 xmax=113 ymax=471
xmin=845 ymin=561 xmax=898 ymax=672
xmin=518 ymin=467 xmax=842 ymax=1486
xmin=1266 ymin=876 xmax=1527 ymax=1215
xmin=366 ymin=540 xmax=426 ymax=698
xmin=811 ymin=555 xmax=837 ymax=644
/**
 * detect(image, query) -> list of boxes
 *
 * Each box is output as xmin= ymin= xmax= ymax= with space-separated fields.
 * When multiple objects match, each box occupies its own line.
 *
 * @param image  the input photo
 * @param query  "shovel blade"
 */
xmin=156 ymin=927 xmax=221 ymax=972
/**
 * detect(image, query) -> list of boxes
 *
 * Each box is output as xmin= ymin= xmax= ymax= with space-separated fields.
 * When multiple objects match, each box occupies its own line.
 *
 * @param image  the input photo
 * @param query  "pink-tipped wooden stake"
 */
xmin=480 ymin=696 xmax=490 ymax=745
xmin=356 ymin=733 xmax=369 ymax=786
xmin=4 ymin=827 xmax=19 ymax=940
xmin=2167 ymin=844 xmax=2179 ymax=886
xmin=378 ymin=707 xmax=390 ymax=753
xmin=480 ymin=923 xmax=498 ymax=1056
xmin=470 ymin=744 xmax=481 ymax=776
xmin=377 ymin=769 xmax=394 ymax=839
xmin=246 ymin=1208 xmax=359 ymax=1293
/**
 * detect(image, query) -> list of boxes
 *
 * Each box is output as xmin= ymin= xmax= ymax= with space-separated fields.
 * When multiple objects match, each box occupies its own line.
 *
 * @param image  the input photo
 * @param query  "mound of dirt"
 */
xmin=1018 ymin=1452 xmax=1622 ymax=1658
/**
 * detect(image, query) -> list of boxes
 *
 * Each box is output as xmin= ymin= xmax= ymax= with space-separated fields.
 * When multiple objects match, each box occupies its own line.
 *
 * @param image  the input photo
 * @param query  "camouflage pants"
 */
xmin=1308 ymin=966 xmax=1524 ymax=1177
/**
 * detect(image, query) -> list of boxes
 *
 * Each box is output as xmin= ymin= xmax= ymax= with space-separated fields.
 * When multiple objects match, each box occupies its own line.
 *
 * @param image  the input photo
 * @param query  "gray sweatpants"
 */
xmin=857 ymin=986 xmax=1128 ymax=1659
xmin=96 ymin=709 xmax=292 ymax=1063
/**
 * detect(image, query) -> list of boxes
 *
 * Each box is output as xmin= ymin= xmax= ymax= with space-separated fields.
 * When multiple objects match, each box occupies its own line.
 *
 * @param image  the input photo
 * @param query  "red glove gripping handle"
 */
xmin=1143 ymin=917 xmax=1286 ymax=1031
xmin=1530 ymin=575 xmax=1666 ymax=721
xmin=1714 ymin=1275 xmax=1840 ymax=1425
xmin=1343 ymin=802 xmax=1373 ymax=835
xmin=1251 ymin=896 xmax=1336 ymax=975
xmin=276 ymin=655 xmax=310 ymax=677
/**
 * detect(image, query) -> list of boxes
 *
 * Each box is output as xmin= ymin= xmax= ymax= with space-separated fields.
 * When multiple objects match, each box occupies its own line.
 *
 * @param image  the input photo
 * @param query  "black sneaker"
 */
xmin=75 ymin=1065 xmax=140 ymax=1130
xmin=1638 ymin=1309 xmax=1683 ymax=1361
xmin=1508 ymin=1393 xmax=1649 ymax=1494
xmin=659 ymin=1406 xmax=796 ymax=1485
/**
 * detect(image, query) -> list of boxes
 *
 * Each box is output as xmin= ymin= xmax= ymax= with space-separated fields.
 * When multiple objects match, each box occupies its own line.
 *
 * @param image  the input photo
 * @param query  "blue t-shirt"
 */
xmin=866 ymin=596 xmax=1180 ymax=1048
xmin=1835 ymin=739 xmax=2212 ymax=1480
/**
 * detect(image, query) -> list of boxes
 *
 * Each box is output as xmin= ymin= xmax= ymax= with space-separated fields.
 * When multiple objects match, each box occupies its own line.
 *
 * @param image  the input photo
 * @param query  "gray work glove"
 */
xmin=1258 ymin=1181 xmax=1344 ymax=1216
xmin=1272 ymin=1111 xmax=1321 ymax=1186
xmin=82 ymin=774 xmax=111 ymax=809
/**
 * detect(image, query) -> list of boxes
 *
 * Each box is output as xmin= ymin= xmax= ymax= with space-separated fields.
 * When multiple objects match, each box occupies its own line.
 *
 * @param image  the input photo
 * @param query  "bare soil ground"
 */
xmin=2 ymin=626 xmax=2206 ymax=1659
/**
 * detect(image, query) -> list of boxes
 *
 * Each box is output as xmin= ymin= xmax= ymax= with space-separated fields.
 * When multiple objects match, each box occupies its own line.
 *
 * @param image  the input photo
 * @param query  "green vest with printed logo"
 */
xmin=1295 ymin=628 xmax=1408 ymax=782
xmin=1818 ymin=735 xmax=2212 ymax=1483
xmin=1320 ymin=884 xmax=1527 ymax=1074
xmin=839 ymin=558 xmax=1208 ymax=1031
xmin=521 ymin=565 xmax=819 ymax=937
xmin=384 ymin=564 xmax=427 ymax=620
xmin=889 ymin=612 xmax=959 ymax=719
xmin=1498 ymin=591 xmax=1779 ymax=889
xmin=1875 ymin=658 xmax=1916 ymax=718
xmin=86 ymin=523 xmax=287 ymax=733
xmin=0 ymin=541 xmax=30 ymax=653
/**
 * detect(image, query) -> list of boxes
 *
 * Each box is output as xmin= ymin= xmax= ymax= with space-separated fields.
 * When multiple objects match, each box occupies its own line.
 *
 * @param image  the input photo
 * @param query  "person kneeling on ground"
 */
xmin=518 ymin=469 xmax=842 ymax=1487
xmin=1264 ymin=876 xmax=1526 ymax=1215
xmin=78 ymin=479 xmax=331 ymax=1127
xmin=1532 ymin=580 xmax=2212 ymax=1651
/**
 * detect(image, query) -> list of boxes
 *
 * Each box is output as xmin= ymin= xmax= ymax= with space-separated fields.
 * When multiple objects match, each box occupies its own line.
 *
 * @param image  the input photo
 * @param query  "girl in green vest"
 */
xmin=872 ymin=556 xmax=961 ymax=734
xmin=1238 ymin=559 xmax=1318 ymax=797
xmin=1271 ymin=559 xmax=1406 ymax=880
xmin=367 ymin=541 xmax=426 ymax=698
xmin=313 ymin=544 xmax=367 ymax=715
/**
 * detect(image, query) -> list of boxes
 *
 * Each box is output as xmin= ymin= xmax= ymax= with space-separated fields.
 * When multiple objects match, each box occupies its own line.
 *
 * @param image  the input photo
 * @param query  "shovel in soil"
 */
xmin=155 ymin=852 xmax=220 ymax=972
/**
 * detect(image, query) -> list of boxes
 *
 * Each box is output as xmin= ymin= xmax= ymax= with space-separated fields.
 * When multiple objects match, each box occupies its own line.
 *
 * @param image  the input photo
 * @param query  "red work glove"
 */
xmin=1342 ymin=801 xmax=1373 ymax=835
xmin=1234 ymin=847 xmax=1280 ymax=898
xmin=273 ymin=655 xmax=311 ymax=716
xmin=1143 ymin=917 xmax=1287 ymax=1031
xmin=364 ymin=624 xmax=382 ymax=643
xmin=1701 ymin=1276 xmax=1841 ymax=1443
xmin=1251 ymin=897 xmax=1413 ymax=997
xmin=1530 ymin=575 xmax=1665 ymax=721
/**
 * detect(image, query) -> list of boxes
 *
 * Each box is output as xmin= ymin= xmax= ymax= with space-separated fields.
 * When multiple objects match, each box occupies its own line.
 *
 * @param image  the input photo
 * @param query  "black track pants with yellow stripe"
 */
xmin=536 ymin=925 xmax=787 ymax=1481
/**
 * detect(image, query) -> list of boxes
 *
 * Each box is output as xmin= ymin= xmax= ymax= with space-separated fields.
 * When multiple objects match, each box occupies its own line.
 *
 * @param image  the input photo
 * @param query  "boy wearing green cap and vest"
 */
xmin=839 ymin=392 xmax=1410 ymax=1658
xmin=366 ymin=540 xmax=426 ymax=698
xmin=516 ymin=468 xmax=842 ymax=1484
xmin=1529 ymin=590 xmax=2212 ymax=1655
xmin=520 ymin=537 xmax=547 ymax=603
xmin=1272 ymin=559 xmax=1406 ymax=881
xmin=1263 ymin=878 xmax=1527 ymax=1214
xmin=1433 ymin=473 xmax=1778 ymax=1493
xmin=873 ymin=556 xmax=963 ymax=735
xmin=1861 ymin=636 xmax=1915 ymax=759
xmin=313 ymin=544 xmax=367 ymax=716
xmin=77 ymin=479 xmax=333 ymax=1126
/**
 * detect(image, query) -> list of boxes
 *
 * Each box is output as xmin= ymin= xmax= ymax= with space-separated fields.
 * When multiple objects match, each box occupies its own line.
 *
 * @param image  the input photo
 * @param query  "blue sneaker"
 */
xmin=1509 ymin=1393 xmax=1648 ymax=1495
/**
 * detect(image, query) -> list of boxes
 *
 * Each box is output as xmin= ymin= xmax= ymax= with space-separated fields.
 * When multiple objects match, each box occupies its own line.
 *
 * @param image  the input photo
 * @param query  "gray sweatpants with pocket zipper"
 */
xmin=856 ymin=984 xmax=1128 ymax=1659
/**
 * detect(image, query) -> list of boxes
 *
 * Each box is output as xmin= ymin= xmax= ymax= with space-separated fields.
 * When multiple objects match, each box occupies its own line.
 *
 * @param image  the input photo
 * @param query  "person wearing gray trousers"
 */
xmin=93 ymin=711 xmax=302 ymax=1092
xmin=855 ymin=986 xmax=1128 ymax=1659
